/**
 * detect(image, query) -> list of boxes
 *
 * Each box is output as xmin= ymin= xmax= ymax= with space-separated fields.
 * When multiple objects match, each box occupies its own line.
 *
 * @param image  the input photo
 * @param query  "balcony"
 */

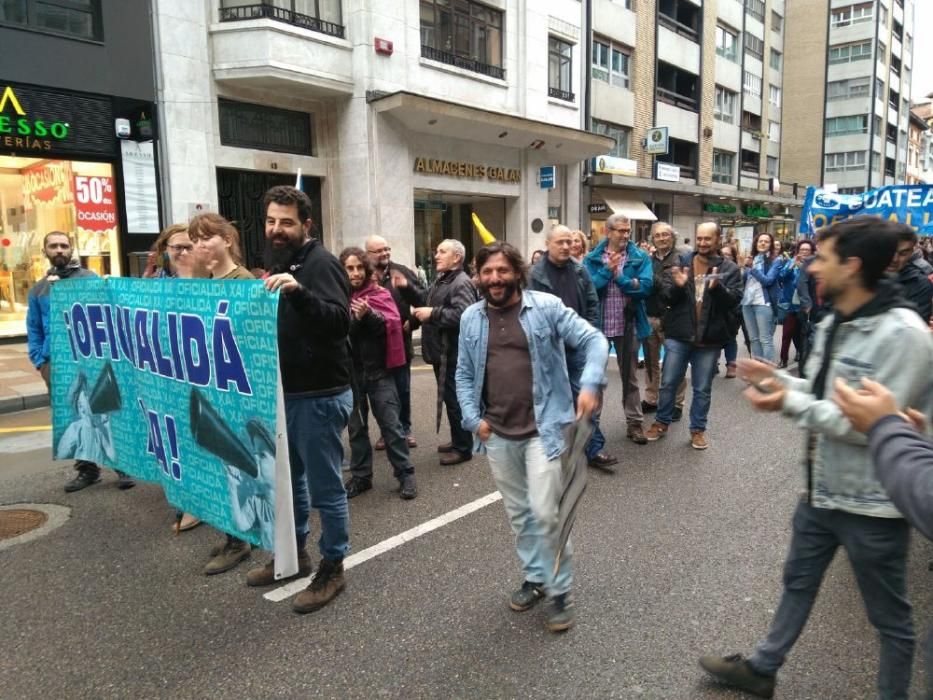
xmin=548 ymin=87 xmax=575 ymax=103
xmin=219 ymin=3 xmax=344 ymax=39
xmin=656 ymin=86 xmax=697 ymax=112
xmin=421 ymin=45 xmax=505 ymax=80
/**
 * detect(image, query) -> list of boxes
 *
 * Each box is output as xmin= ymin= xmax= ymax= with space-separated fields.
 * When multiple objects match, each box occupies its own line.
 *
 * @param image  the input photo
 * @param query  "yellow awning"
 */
xmin=594 ymin=189 xmax=658 ymax=221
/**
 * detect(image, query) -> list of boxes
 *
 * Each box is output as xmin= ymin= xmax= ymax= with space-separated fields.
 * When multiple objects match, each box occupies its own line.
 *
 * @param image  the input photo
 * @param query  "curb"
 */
xmin=0 ymin=391 xmax=49 ymax=416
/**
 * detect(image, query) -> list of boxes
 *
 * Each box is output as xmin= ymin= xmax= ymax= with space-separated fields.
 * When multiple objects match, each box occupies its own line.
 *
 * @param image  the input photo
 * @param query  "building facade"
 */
xmin=582 ymin=0 xmax=800 ymax=255
xmin=153 ymin=0 xmax=612 ymax=277
xmin=781 ymin=0 xmax=916 ymax=196
xmin=911 ymin=99 xmax=933 ymax=184
xmin=0 ymin=0 xmax=161 ymax=337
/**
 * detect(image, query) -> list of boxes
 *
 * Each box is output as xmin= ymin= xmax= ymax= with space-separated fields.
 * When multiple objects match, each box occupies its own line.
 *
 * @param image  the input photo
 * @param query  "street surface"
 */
xmin=2 ymin=362 xmax=932 ymax=699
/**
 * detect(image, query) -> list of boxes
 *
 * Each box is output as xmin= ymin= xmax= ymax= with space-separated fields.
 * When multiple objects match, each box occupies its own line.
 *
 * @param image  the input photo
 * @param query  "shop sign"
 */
xmin=73 ymin=175 xmax=118 ymax=232
xmin=703 ymin=202 xmax=738 ymax=214
xmin=413 ymin=157 xmax=521 ymax=183
xmin=0 ymin=85 xmax=69 ymax=151
xmin=539 ymin=165 xmax=555 ymax=190
xmin=592 ymin=155 xmax=637 ymax=176
xmin=22 ymin=161 xmax=74 ymax=211
xmin=745 ymin=204 xmax=771 ymax=218
xmin=655 ymin=162 xmax=680 ymax=182
xmin=121 ymin=141 xmax=160 ymax=233
xmin=589 ymin=202 xmax=608 ymax=214
xmin=644 ymin=126 xmax=669 ymax=155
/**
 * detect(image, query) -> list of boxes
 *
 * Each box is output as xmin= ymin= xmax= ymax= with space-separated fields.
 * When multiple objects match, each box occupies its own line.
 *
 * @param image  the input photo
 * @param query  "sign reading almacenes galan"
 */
xmin=413 ymin=157 xmax=522 ymax=183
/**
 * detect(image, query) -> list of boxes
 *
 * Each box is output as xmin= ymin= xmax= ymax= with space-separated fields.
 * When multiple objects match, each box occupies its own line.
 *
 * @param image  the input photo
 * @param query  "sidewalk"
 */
xmin=0 ymin=342 xmax=48 ymax=414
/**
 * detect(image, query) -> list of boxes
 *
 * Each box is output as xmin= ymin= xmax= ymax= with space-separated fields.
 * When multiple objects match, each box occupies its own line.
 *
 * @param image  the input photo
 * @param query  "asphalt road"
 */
xmin=2 ymin=361 xmax=932 ymax=699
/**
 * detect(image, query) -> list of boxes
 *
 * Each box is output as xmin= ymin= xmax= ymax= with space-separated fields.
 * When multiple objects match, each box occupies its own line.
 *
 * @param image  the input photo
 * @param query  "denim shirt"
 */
xmin=455 ymin=290 xmax=609 ymax=461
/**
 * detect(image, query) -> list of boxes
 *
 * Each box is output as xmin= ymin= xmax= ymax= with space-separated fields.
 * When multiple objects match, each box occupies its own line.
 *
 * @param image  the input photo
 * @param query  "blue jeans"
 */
xmin=749 ymin=501 xmax=913 ymax=699
xmin=722 ymin=337 xmax=738 ymax=365
xmin=484 ymin=433 xmax=572 ymax=596
xmin=286 ymin=388 xmax=353 ymax=561
xmin=742 ymin=304 xmax=775 ymax=363
xmin=656 ymin=339 xmax=718 ymax=431
xmin=567 ymin=347 xmax=607 ymax=460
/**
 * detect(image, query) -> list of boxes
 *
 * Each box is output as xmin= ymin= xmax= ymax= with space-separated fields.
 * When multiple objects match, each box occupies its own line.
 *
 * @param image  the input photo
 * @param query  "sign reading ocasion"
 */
xmin=800 ymin=184 xmax=933 ymax=234
xmin=50 ymin=278 xmax=298 ymax=578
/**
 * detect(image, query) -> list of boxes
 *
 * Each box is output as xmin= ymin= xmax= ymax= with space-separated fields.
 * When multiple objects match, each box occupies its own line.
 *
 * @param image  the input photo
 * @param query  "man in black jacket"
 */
xmin=365 ymin=235 xmax=425 ymax=449
xmin=250 ymin=185 xmax=354 ymax=615
xmin=888 ymin=228 xmax=933 ymax=322
xmin=408 ymin=239 xmax=478 ymax=465
xmin=645 ymin=222 xmax=743 ymax=449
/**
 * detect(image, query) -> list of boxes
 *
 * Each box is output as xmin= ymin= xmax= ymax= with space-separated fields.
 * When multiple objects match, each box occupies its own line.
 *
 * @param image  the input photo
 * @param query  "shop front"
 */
xmin=0 ymin=81 xmax=160 ymax=337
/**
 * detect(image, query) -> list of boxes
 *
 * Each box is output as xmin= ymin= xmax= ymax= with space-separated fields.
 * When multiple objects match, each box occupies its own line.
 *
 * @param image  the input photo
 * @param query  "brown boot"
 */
xmin=246 ymin=548 xmax=313 ymax=587
xmin=203 ymin=536 xmax=251 ymax=575
xmin=292 ymin=559 xmax=345 ymax=614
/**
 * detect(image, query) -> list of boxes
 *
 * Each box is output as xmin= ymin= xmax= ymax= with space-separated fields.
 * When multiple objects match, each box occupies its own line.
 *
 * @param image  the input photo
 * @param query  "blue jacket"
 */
xmin=746 ymin=254 xmax=784 ymax=309
xmin=26 ymin=265 xmax=97 ymax=368
xmin=455 ymin=290 xmax=608 ymax=461
xmin=779 ymin=260 xmax=804 ymax=311
xmin=583 ymin=238 xmax=653 ymax=339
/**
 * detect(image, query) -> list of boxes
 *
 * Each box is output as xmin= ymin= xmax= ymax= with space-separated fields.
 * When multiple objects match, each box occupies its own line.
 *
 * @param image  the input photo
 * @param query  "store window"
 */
xmin=0 ymin=155 xmax=120 ymax=336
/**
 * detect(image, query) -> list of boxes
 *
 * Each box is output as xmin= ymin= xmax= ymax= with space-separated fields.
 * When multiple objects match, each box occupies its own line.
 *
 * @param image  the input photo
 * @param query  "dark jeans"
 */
xmin=286 ymin=389 xmax=353 ymax=560
xmin=391 ymin=363 xmax=412 ymax=435
xmin=749 ymin=501 xmax=913 ymax=699
xmin=433 ymin=360 xmax=472 ymax=456
xmin=349 ymin=375 xmax=413 ymax=481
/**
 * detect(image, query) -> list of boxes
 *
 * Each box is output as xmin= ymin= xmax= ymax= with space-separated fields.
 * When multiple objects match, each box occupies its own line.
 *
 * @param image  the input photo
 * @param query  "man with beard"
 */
xmin=27 ymin=231 xmax=134 ymax=492
xmin=644 ymin=222 xmax=743 ymax=449
xmin=410 ymin=239 xmax=478 ymax=465
xmin=364 ymin=235 xmax=424 ymax=450
xmin=456 ymin=242 xmax=608 ymax=633
xmin=887 ymin=227 xmax=933 ymax=323
xmin=247 ymin=186 xmax=354 ymax=616
xmin=700 ymin=217 xmax=932 ymax=699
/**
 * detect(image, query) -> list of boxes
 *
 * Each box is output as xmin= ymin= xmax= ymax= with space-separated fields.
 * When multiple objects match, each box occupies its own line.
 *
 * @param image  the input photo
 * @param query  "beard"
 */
xmin=48 ymin=253 xmax=70 ymax=270
xmin=263 ymin=235 xmax=304 ymax=273
xmin=479 ymin=280 xmax=519 ymax=308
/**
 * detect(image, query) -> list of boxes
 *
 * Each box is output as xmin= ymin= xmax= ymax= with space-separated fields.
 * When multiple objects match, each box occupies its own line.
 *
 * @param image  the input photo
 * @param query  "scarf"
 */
xmin=352 ymin=282 xmax=406 ymax=370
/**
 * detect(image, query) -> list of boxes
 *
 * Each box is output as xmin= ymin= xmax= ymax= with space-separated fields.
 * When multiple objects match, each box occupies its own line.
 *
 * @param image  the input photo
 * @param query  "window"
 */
xmin=0 ymin=0 xmax=102 ymax=40
xmin=771 ymin=10 xmax=782 ymax=32
xmin=879 ymin=3 xmax=888 ymax=26
xmin=831 ymin=3 xmax=873 ymax=27
xmin=769 ymin=49 xmax=782 ymax=71
xmin=592 ymin=37 xmax=631 ymax=89
xmin=745 ymin=34 xmax=764 ymax=60
xmin=658 ymin=0 xmax=700 ymax=41
xmin=742 ymin=110 xmax=762 ymax=132
xmin=656 ymin=137 xmax=698 ymax=179
xmin=419 ymin=0 xmax=504 ymax=79
xmin=716 ymin=24 xmax=739 ymax=62
xmin=876 ymin=78 xmax=885 ymax=99
xmin=825 ymin=151 xmax=867 ymax=172
xmin=769 ymin=85 xmax=781 ymax=107
xmin=827 ymin=77 xmax=871 ymax=100
xmin=886 ymin=123 xmax=897 ymax=143
xmin=769 ymin=120 xmax=781 ymax=142
xmin=657 ymin=61 xmax=699 ymax=110
xmin=591 ymin=119 xmax=630 ymax=158
xmin=741 ymin=148 xmax=760 ymax=173
xmin=828 ymin=41 xmax=872 ymax=64
xmin=714 ymin=86 xmax=738 ymax=124
xmin=766 ymin=156 xmax=779 ymax=177
xmin=885 ymin=156 xmax=896 ymax=177
xmin=889 ymin=88 xmax=900 ymax=111
xmin=877 ymin=40 xmax=886 ymax=61
xmin=548 ymin=36 xmax=574 ymax=102
xmin=219 ymin=98 xmax=313 ymax=155
xmin=743 ymin=71 xmax=762 ymax=98
xmin=745 ymin=0 xmax=765 ymax=22
xmin=713 ymin=150 xmax=735 ymax=184
xmin=826 ymin=114 xmax=869 ymax=136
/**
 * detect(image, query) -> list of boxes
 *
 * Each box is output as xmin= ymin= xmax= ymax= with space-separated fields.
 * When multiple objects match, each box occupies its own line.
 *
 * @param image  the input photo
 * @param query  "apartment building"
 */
xmin=906 ymin=109 xmax=928 ymax=185
xmin=911 ymin=99 xmax=933 ymax=184
xmin=152 ymin=0 xmax=612 ymax=274
xmin=782 ymin=0 xmax=915 ymax=195
xmin=584 ymin=0 xmax=799 ymax=250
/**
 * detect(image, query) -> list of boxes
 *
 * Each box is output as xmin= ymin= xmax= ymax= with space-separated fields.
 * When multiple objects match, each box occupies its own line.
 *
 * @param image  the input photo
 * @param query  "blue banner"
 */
xmin=49 ymin=277 xmax=296 ymax=571
xmin=800 ymin=184 xmax=933 ymax=234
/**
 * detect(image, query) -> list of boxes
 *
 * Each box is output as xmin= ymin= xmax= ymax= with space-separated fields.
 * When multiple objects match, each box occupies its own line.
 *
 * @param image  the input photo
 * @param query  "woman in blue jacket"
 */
xmin=740 ymin=232 xmax=784 ymax=363
xmin=776 ymin=239 xmax=813 ymax=368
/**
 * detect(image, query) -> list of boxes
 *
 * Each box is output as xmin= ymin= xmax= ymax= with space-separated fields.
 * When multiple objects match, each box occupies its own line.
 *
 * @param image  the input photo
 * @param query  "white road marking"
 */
xmin=264 ymin=490 xmax=503 ymax=602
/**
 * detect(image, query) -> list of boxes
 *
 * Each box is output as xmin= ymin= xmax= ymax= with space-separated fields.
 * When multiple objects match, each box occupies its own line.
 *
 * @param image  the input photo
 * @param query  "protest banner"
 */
xmin=800 ymin=183 xmax=933 ymax=234
xmin=50 ymin=277 xmax=297 ymax=578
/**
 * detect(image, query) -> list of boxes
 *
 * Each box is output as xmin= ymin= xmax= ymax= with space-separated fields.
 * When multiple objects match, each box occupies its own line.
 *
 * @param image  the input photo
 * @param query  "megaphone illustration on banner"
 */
xmin=189 ymin=388 xmax=258 ymax=478
xmin=89 ymin=362 xmax=122 ymax=414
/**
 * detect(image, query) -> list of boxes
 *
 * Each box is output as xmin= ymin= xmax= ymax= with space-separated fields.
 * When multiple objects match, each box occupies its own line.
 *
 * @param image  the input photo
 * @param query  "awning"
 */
xmin=593 ymin=189 xmax=657 ymax=221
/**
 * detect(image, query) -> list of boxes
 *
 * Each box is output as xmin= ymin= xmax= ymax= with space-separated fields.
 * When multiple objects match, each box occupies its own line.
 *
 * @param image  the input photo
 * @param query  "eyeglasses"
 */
xmin=610 ymin=227 xmax=631 ymax=233
xmin=368 ymin=246 xmax=391 ymax=254
xmin=167 ymin=244 xmax=194 ymax=253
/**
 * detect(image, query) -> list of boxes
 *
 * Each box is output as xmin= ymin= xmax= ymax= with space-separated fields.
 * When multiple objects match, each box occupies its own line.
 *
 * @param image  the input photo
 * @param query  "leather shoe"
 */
xmin=439 ymin=452 xmax=472 ymax=466
xmin=437 ymin=442 xmax=454 ymax=453
xmin=587 ymin=453 xmax=618 ymax=473
xmin=406 ymin=435 xmax=418 ymax=448
xmin=344 ymin=477 xmax=372 ymax=499
xmin=641 ymin=401 xmax=657 ymax=413
xmin=627 ymin=426 xmax=648 ymax=445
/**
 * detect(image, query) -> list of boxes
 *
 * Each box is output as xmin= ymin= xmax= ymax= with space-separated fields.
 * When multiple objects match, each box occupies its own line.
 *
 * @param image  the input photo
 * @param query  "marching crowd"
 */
xmin=25 ymin=184 xmax=933 ymax=696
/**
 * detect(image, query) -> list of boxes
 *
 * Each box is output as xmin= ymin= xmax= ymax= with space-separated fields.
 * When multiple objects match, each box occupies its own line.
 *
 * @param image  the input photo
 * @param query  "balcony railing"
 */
xmin=658 ymin=13 xmax=699 ymax=42
xmin=656 ymin=86 xmax=698 ymax=111
xmin=548 ymin=86 xmax=575 ymax=102
xmin=421 ymin=45 xmax=505 ymax=80
xmin=219 ymin=3 xmax=345 ymax=39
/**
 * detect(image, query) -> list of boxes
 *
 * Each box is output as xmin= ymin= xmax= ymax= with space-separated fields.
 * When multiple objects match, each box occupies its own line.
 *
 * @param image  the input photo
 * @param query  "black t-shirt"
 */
xmin=545 ymin=257 xmax=583 ymax=317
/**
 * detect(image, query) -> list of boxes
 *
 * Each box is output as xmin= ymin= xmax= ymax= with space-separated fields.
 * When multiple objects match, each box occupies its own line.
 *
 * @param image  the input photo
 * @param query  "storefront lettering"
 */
xmin=745 ymin=205 xmax=771 ymax=218
xmin=0 ymin=85 xmax=70 ymax=151
xmin=703 ymin=202 xmax=737 ymax=214
xmin=413 ymin=157 xmax=521 ymax=183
